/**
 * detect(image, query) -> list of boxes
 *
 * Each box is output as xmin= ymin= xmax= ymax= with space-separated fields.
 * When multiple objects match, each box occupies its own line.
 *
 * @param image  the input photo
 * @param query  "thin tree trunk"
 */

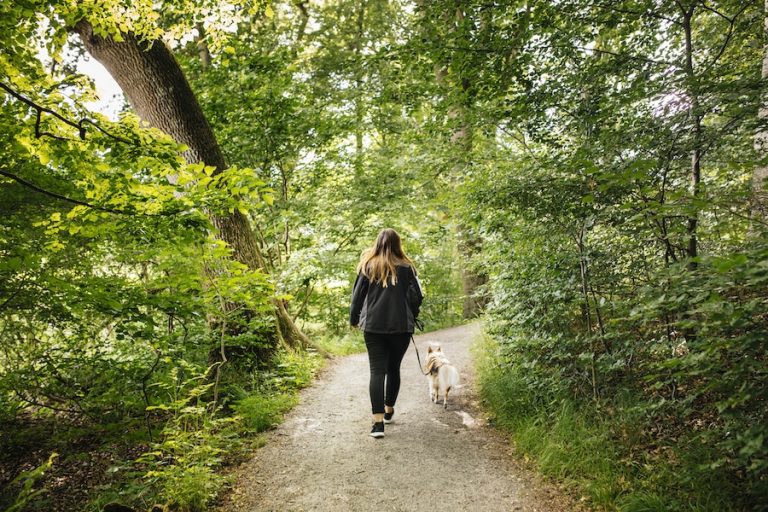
xmin=295 ymin=1 xmax=310 ymax=43
xmin=456 ymin=225 xmax=487 ymax=318
xmin=446 ymin=3 xmax=488 ymax=318
xmin=453 ymin=75 xmax=488 ymax=319
xmin=575 ymin=228 xmax=598 ymax=400
xmin=681 ymin=4 xmax=701 ymax=269
xmin=75 ymin=21 xmax=312 ymax=351
xmin=196 ymin=23 xmax=212 ymax=70
xmin=353 ymin=0 xmax=368 ymax=176
xmin=754 ymin=0 xmax=768 ymax=219
xmin=676 ymin=4 xmax=701 ymax=345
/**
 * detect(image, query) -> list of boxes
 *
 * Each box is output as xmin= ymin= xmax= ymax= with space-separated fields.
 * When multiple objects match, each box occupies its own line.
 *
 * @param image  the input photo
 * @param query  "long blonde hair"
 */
xmin=357 ymin=228 xmax=416 ymax=287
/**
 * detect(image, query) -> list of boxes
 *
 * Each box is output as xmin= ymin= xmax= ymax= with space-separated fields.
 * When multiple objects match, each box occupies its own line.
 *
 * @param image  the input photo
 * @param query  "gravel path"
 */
xmin=221 ymin=323 xmax=577 ymax=512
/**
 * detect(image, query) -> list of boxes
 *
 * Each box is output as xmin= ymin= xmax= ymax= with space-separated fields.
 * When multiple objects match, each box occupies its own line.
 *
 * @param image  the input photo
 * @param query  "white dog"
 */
xmin=425 ymin=342 xmax=460 ymax=409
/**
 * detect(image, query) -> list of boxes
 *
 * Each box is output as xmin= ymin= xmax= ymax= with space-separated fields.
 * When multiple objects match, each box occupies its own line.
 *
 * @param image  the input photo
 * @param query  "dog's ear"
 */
xmin=427 ymin=345 xmax=433 ymax=354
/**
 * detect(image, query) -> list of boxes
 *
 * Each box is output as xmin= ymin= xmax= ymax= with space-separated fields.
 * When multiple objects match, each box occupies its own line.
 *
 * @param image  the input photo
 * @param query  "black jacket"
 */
xmin=350 ymin=265 xmax=424 ymax=334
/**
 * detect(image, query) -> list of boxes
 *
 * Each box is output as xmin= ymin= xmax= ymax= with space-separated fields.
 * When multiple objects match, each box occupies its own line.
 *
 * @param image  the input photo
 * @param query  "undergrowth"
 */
xmin=474 ymin=333 xmax=750 ymax=512
xmin=5 ymin=330 xmax=404 ymax=512
xmin=311 ymin=329 xmax=366 ymax=355
xmin=80 ymin=348 xmax=324 ymax=512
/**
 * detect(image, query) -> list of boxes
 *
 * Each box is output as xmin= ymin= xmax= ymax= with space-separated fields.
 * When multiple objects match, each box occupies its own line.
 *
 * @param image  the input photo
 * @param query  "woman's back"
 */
xmin=351 ymin=264 xmax=421 ymax=334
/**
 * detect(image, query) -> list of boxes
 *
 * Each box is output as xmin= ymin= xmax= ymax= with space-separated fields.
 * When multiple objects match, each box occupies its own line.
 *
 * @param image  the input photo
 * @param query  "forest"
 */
xmin=1 ymin=0 xmax=766 ymax=510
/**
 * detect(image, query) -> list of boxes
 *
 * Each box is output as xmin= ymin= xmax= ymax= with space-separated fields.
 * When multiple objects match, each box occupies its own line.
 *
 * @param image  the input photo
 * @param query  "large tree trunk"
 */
xmin=75 ymin=21 xmax=310 ymax=351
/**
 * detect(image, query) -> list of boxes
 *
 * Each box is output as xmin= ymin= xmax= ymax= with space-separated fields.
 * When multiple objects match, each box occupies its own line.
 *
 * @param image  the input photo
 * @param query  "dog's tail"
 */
xmin=440 ymin=366 xmax=461 ymax=390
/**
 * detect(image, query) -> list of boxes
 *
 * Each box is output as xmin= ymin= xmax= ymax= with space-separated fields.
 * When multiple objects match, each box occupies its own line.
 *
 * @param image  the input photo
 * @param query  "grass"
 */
xmin=473 ymin=333 xmax=745 ymax=512
xmin=233 ymin=392 xmax=299 ymax=432
xmin=308 ymin=329 xmax=366 ymax=355
xmin=315 ymin=331 xmax=366 ymax=355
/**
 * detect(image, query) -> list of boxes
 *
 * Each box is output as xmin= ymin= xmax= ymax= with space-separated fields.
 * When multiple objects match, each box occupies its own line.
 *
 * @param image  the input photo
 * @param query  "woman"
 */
xmin=350 ymin=228 xmax=424 ymax=438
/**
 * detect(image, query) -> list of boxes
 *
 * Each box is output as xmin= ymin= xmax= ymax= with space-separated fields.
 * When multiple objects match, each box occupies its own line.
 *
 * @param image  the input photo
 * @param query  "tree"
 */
xmin=415 ymin=0 xmax=491 ymax=318
xmin=755 ymin=0 xmax=768 ymax=219
xmin=74 ymin=20 xmax=310 ymax=352
xmin=453 ymin=0 xmax=767 ymax=507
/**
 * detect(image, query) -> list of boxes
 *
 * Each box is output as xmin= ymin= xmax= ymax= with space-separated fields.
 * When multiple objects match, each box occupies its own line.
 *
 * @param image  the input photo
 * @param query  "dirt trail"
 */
xmin=222 ymin=323 xmax=576 ymax=512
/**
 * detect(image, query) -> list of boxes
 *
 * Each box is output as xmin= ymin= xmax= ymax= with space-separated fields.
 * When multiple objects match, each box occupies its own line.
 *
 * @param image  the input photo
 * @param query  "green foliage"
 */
xmin=5 ymin=453 xmax=58 ymax=512
xmin=457 ymin=1 xmax=768 ymax=508
xmin=311 ymin=330 xmax=367 ymax=356
xmin=477 ymin=334 xmax=743 ymax=511
xmin=0 ymin=3 xmax=283 ymax=510
xmin=182 ymin=0 xmax=467 ymax=336
xmin=136 ymin=363 xmax=236 ymax=511
xmin=6 ymin=0 xmax=765 ymax=510
xmin=90 ymin=347 xmax=320 ymax=511
xmin=270 ymin=349 xmax=323 ymax=392
xmin=233 ymin=392 xmax=298 ymax=433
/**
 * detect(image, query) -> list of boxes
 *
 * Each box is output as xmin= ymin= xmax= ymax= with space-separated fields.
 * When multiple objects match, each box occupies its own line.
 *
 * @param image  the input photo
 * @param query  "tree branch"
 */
xmin=0 ymin=81 xmax=136 ymax=145
xmin=295 ymin=1 xmax=310 ymax=43
xmin=429 ymin=42 xmax=675 ymax=67
xmin=0 ymin=289 xmax=21 ymax=312
xmin=698 ymin=1 xmax=735 ymax=22
xmin=588 ymin=2 xmax=681 ymax=26
xmin=0 ymin=168 xmax=185 ymax=217
xmin=0 ymin=168 xmax=124 ymax=213
xmin=701 ymin=3 xmax=750 ymax=75
xmin=571 ymin=44 xmax=674 ymax=67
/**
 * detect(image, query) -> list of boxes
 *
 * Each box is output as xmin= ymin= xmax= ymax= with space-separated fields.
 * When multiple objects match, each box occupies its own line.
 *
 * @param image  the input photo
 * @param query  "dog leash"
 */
xmin=411 ymin=334 xmax=431 ymax=376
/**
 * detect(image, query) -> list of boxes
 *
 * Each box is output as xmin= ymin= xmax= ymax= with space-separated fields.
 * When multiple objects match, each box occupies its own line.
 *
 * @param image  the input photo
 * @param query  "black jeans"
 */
xmin=364 ymin=332 xmax=411 ymax=414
